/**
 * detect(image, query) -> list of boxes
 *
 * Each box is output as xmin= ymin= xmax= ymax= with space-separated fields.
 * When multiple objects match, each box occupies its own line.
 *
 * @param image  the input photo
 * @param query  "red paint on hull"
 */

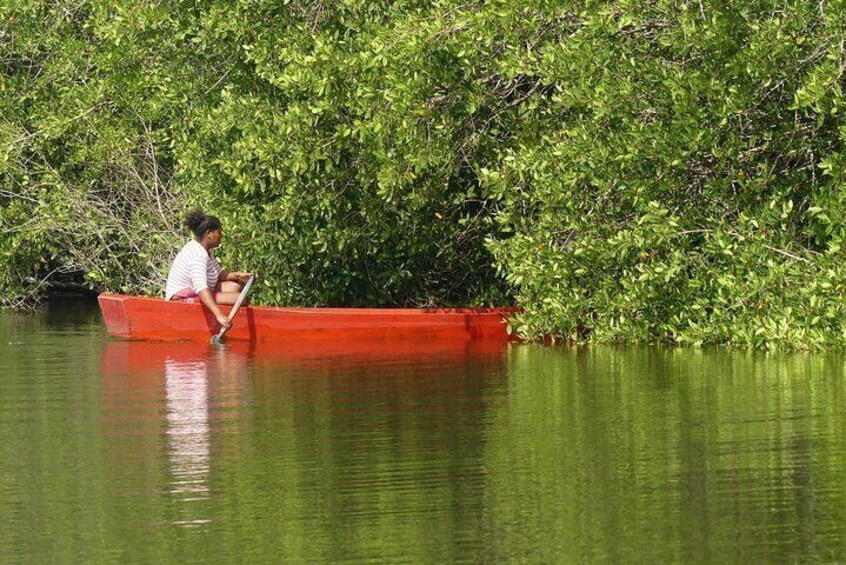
xmin=97 ymin=293 xmax=517 ymax=342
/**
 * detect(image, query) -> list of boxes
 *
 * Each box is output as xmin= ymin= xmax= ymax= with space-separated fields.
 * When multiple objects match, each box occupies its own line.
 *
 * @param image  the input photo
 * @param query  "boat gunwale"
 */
xmin=98 ymin=292 xmax=517 ymax=316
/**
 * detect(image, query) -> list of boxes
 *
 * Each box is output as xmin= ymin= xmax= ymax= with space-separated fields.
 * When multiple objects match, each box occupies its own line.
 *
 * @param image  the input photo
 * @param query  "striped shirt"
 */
xmin=165 ymin=240 xmax=223 ymax=300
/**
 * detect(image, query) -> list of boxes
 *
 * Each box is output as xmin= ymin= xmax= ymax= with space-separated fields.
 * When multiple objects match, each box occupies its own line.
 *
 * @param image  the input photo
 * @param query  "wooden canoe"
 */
xmin=98 ymin=293 xmax=517 ymax=342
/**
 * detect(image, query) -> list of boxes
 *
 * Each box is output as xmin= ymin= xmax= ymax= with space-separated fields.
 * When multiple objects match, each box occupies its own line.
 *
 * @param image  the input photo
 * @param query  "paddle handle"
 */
xmin=214 ymin=274 xmax=255 ymax=342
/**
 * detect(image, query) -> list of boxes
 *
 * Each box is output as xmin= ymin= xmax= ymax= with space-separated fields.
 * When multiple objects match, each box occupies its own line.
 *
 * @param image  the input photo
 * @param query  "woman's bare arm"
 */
xmin=198 ymin=288 xmax=231 ymax=328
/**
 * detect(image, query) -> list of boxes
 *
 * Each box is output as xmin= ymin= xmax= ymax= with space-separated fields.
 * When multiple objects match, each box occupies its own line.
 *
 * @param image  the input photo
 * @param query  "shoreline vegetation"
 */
xmin=3 ymin=1 xmax=846 ymax=349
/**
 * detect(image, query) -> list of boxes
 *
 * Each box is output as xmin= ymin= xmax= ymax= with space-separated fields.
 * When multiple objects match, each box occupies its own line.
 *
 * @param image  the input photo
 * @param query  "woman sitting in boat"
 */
xmin=165 ymin=209 xmax=253 ymax=328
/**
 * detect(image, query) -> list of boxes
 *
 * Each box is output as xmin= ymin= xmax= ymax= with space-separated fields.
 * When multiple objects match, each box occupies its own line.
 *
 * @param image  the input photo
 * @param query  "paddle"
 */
xmin=211 ymin=274 xmax=255 ymax=345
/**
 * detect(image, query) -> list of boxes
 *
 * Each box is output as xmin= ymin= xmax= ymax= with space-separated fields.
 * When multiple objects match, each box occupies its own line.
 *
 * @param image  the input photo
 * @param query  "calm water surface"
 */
xmin=2 ymin=301 xmax=846 ymax=563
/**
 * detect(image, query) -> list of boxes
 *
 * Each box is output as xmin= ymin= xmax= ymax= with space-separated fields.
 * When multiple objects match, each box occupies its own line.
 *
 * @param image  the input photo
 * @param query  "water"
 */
xmin=2 ymin=300 xmax=846 ymax=563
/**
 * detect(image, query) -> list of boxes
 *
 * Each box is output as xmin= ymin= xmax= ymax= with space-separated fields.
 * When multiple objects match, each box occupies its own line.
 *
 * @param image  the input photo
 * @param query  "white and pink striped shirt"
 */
xmin=165 ymin=240 xmax=223 ymax=300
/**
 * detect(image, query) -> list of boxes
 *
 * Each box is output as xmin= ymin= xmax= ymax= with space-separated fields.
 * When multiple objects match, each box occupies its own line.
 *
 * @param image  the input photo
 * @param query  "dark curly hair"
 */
xmin=185 ymin=209 xmax=222 ymax=239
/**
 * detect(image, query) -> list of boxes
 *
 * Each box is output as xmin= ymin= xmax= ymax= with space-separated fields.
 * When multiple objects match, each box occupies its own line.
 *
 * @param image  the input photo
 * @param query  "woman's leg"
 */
xmin=214 ymin=281 xmax=248 ymax=305
xmin=214 ymin=291 xmax=242 ymax=305
xmin=220 ymin=281 xmax=242 ymax=293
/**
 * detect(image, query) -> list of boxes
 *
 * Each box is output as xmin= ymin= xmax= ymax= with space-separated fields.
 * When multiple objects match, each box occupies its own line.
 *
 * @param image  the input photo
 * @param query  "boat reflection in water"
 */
xmin=100 ymin=340 xmax=251 ymax=529
xmin=99 ymin=335 xmax=511 ymax=533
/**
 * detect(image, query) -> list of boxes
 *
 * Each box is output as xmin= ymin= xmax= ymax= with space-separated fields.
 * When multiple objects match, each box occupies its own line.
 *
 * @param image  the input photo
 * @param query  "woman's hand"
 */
xmin=227 ymin=271 xmax=253 ymax=285
xmin=216 ymin=313 xmax=232 ymax=328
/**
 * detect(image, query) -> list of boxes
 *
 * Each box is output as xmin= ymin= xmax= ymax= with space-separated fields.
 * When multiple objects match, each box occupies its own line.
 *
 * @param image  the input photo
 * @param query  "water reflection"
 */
xmin=100 ymin=340 xmax=253 ymax=530
xmin=10 ymin=305 xmax=846 ymax=563
xmin=98 ymin=336 xmax=510 ymax=541
xmin=165 ymin=357 xmax=211 ymax=521
xmin=483 ymin=346 xmax=846 ymax=563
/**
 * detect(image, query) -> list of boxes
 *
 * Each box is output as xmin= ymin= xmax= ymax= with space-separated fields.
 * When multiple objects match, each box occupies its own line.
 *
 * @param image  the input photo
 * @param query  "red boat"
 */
xmin=98 ymin=293 xmax=517 ymax=342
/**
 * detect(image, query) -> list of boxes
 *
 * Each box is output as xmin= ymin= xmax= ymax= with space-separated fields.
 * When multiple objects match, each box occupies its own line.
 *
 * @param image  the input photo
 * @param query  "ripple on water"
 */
xmin=3 ymin=306 xmax=846 ymax=563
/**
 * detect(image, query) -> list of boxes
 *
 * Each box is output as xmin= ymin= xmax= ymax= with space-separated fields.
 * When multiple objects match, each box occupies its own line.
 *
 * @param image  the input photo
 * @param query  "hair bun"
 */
xmin=185 ymin=209 xmax=205 ymax=232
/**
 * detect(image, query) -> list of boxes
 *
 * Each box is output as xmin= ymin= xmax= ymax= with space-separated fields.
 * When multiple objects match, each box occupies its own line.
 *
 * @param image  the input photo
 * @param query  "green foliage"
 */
xmin=0 ymin=0 xmax=201 ymax=305
xmin=174 ymin=0 xmax=514 ymax=306
xmin=483 ymin=0 xmax=846 ymax=349
xmin=4 ymin=0 xmax=846 ymax=348
xmin=1 ymin=0 xmax=509 ymax=307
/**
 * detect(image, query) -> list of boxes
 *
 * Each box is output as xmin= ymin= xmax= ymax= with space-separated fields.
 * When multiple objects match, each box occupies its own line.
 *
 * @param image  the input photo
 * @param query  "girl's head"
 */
xmin=185 ymin=209 xmax=223 ymax=247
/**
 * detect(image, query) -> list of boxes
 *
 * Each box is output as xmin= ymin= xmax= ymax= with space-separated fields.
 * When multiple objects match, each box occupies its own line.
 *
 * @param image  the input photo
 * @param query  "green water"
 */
xmin=2 ymin=301 xmax=846 ymax=563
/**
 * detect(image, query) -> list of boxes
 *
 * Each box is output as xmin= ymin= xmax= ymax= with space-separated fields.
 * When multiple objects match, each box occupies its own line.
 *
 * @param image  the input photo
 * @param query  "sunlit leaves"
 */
xmin=488 ymin=0 xmax=846 ymax=349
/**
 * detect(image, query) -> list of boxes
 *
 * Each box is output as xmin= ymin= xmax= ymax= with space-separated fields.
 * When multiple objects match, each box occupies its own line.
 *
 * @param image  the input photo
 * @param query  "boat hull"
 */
xmin=98 ymin=293 xmax=516 ymax=342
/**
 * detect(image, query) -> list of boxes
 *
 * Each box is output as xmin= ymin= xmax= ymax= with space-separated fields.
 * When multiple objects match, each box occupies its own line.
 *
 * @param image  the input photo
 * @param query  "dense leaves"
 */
xmin=485 ymin=1 xmax=846 ymax=349
xmin=3 ymin=0 xmax=846 ymax=348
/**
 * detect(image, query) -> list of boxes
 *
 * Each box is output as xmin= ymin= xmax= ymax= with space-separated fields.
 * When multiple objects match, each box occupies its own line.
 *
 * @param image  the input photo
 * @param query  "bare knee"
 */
xmin=214 ymin=291 xmax=241 ymax=305
xmin=220 ymin=281 xmax=242 ymax=293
